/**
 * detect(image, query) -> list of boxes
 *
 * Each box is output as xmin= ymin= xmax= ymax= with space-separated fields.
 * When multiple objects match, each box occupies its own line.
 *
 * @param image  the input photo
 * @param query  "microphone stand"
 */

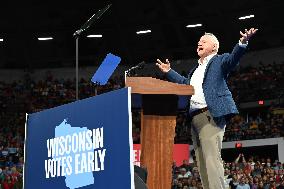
xmin=124 ymin=61 xmax=146 ymax=84
xmin=73 ymin=4 xmax=111 ymax=100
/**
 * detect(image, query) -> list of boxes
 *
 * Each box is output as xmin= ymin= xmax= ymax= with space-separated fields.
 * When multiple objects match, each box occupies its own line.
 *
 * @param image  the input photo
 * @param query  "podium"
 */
xmin=125 ymin=77 xmax=194 ymax=189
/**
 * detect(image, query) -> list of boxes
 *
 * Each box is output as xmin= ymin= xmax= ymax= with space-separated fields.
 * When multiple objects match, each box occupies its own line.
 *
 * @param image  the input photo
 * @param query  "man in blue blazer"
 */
xmin=156 ymin=28 xmax=258 ymax=189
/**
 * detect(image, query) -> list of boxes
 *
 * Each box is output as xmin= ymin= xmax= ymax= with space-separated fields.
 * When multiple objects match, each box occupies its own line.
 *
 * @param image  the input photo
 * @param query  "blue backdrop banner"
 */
xmin=24 ymin=88 xmax=134 ymax=189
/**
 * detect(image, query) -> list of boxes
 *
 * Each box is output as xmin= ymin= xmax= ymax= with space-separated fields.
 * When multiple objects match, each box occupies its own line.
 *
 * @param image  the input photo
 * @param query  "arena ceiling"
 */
xmin=0 ymin=0 xmax=283 ymax=68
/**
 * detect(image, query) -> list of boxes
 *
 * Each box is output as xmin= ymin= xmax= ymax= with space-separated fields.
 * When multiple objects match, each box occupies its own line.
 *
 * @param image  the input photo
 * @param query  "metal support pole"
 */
xmin=76 ymin=37 xmax=79 ymax=101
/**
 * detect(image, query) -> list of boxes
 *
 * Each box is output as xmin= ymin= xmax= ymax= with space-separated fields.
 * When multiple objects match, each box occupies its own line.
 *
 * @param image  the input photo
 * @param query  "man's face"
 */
xmin=197 ymin=35 xmax=216 ymax=58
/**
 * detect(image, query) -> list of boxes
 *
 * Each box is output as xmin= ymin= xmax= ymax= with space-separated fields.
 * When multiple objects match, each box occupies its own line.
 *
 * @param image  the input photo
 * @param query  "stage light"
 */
xmin=38 ymin=37 xmax=53 ymax=41
xmin=87 ymin=34 xmax=103 ymax=38
xmin=136 ymin=30 xmax=151 ymax=34
xmin=238 ymin=15 xmax=255 ymax=20
xmin=0 ymin=38 xmax=3 ymax=42
xmin=186 ymin=24 xmax=202 ymax=28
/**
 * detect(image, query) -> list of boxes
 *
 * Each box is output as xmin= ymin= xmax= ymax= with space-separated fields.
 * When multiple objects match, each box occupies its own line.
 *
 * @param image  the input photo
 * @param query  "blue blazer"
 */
xmin=166 ymin=44 xmax=247 ymax=127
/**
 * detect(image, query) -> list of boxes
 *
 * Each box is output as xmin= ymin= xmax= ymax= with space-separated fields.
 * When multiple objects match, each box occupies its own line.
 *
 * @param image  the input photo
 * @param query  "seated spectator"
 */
xmin=15 ymin=157 xmax=23 ymax=171
xmin=251 ymin=177 xmax=259 ymax=189
xmin=191 ymin=167 xmax=200 ymax=178
xmin=258 ymin=180 xmax=265 ymax=189
xmin=177 ymin=168 xmax=191 ymax=179
xmin=277 ymin=180 xmax=284 ymax=189
xmin=250 ymin=121 xmax=258 ymax=130
xmin=188 ymin=178 xmax=198 ymax=189
xmin=179 ymin=160 xmax=191 ymax=172
xmin=2 ymin=167 xmax=11 ymax=177
xmin=172 ymin=161 xmax=179 ymax=179
xmin=172 ymin=179 xmax=182 ymax=189
xmin=236 ymin=176 xmax=250 ymax=189
xmin=5 ymin=156 xmax=14 ymax=168
xmin=10 ymin=167 xmax=20 ymax=183
xmin=0 ymin=168 xmax=4 ymax=183
xmin=1 ymin=176 xmax=14 ymax=189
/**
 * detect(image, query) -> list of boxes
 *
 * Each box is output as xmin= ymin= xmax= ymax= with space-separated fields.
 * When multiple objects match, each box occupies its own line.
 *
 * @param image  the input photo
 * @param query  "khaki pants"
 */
xmin=191 ymin=110 xmax=226 ymax=189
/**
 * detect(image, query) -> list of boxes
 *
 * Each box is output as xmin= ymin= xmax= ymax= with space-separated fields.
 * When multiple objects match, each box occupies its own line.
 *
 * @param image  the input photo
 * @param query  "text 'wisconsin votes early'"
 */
xmin=44 ymin=127 xmax=106 ymax=178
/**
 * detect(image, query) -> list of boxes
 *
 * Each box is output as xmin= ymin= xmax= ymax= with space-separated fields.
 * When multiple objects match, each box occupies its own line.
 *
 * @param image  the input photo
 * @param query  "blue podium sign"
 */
xmin=24 ymin=88 xmax=134 ymax=189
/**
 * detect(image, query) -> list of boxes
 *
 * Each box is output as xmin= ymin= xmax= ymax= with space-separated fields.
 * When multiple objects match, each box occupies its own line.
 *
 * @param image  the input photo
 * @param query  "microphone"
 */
xmin=125 ymin=61 xmax=146 ymax=77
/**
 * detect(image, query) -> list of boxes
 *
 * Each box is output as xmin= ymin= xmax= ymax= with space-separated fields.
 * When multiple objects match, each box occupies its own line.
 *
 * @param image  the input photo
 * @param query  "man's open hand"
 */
xmin=240 ymin=28 xmax=258 ymax=44
xmin=156 ymin=59 xmax=171 ymax=73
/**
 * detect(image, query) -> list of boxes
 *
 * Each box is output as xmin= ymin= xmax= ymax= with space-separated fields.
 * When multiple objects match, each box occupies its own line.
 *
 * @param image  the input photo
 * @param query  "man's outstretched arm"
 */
xmin=221 ymin=28 xmax=258 ymax=75
xmin=156 ymin=58 xmax=189 ymax=84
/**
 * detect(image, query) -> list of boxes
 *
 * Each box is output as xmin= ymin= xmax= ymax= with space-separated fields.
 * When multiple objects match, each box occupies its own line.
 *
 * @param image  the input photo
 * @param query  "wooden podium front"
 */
xmin=125 ymin=77 xmax=194 ymax=189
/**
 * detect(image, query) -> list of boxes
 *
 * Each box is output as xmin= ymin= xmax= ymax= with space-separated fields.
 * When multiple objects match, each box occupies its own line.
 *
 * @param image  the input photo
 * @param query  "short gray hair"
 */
xmin=204 ymin=32 xmax=219 ymax=52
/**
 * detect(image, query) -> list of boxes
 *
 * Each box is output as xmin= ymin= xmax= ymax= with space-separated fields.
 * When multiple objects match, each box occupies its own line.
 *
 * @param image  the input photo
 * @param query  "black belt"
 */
xmin=189 ymin=107 xmax=208 ymax=119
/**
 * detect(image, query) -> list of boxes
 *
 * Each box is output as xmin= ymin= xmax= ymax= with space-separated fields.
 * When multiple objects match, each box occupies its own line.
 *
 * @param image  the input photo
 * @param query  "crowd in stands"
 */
xmin=228 ymin=62 xmax=284 ymax=102
xmin=224 ymin=111 xmax=284 ymax=142
xmin=172 ymin=154 xmax=284 ymax=189
xmin=0 ymin=157 xmax=23 ymax=189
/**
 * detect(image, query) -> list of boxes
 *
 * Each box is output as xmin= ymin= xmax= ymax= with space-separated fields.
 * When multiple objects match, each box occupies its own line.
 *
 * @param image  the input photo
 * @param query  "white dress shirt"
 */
xmin=189 ymin=53 xmax=216 ymax=111
xmin=189 ymin=42 xmax=247 ymax=112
